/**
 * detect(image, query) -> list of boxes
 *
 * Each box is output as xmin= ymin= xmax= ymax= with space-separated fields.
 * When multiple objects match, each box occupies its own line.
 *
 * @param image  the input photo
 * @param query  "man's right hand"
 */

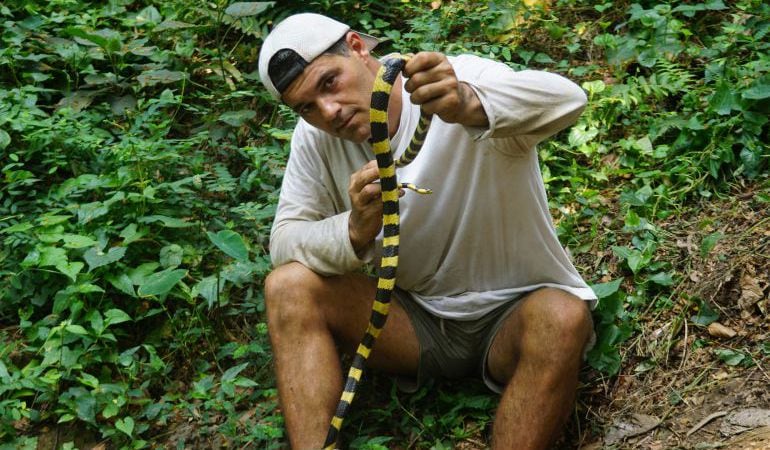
xmin=348 ymin=160 xmax=404 ymax=256
xmin=348 ymin=160 xmax=383 ymax=255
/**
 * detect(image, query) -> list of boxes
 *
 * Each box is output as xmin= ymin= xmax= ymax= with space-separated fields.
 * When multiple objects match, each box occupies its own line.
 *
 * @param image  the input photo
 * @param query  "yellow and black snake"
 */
xmin=323 ymin=55 xmax=432 ymax=449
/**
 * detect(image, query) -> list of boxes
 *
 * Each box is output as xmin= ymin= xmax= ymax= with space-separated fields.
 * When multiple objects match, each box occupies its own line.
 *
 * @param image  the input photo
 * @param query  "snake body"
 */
xmin=323 ymin=56 xmax=431 ymax=449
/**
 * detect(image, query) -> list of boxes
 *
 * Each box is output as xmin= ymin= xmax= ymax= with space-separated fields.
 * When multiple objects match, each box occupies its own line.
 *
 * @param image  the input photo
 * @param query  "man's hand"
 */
xmin=348 ymin=160 xmax=404 ymax=255
xmin=403 ymin=52 xmax=488 ymax=128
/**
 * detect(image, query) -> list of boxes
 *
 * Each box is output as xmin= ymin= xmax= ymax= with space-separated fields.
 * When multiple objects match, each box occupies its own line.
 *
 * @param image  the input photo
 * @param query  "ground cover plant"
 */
xmin=0 ymin=0 xmax=768 ymax=448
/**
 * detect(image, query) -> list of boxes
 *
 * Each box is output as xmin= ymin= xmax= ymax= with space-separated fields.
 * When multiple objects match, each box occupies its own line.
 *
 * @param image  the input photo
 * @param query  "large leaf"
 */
xmin=0 ymin=130 xmax=10 ymax=149
xmin=590 ymin=278 xmax=623 ymax=299
xmin=219 ymin=110 xmax=256 ymax=127
xmin=139 ymin=215 xmax=194 ymax=228
xmin=137 ymin=70 xmax=187 ymax=87
xmin=207 ymin=230 xmax=249 ymax=261
xmin=138 ymin=269 xmax=188 ymax=297
xmin=39 ymin=246 xmax=68 ymax=267
xmin=742 ymin=81 xmax=770 ymax=100
xmin=105 ymin=309 xmax=132 ymax=326
xmin=84 ymin=246 xmax=127 ymax=271
xmin=106 ymin=273 xmax=136 ymax=297
xmin=56 ymin=261 xmax=84 ymax=282
xmin=194 ymin=275 xmax=222 ymax=309
xmin=224 ymin=2 xmax=274 ymax=18
xmin=115 ymin=417 xmax=134 ymax=437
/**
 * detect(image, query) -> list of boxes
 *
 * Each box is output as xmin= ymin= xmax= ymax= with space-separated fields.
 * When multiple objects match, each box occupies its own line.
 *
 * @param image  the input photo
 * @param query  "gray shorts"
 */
xmin=393 ymin=288 xmax=523 ymax=394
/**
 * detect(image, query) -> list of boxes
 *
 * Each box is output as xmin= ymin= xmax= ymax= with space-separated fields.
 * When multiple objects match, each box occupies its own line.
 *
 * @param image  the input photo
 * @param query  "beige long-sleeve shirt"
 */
xmin=270 ymin=54 xmax=597 ymax=319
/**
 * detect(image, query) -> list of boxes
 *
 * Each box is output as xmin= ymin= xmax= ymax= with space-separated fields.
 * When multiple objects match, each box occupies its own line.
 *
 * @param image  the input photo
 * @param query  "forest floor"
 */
xmin=567 ymin=183 xmax=770 ymax=450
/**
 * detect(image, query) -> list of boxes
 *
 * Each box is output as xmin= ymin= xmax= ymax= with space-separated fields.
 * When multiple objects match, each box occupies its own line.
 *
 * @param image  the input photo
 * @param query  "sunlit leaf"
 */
xmin=207 ymin=230 xmax=249 ymax=261
xmin=138 ymin=269 xmax=188 ymax=297
xmin=224 ymin=2 xmax=274 ymax=18
xmin=84 ymin=246 xmax=127 ymax=271
xmin=590 ymin=278 xmax=623 ymax=299
xmin=219 ymin=110 xmax=256 ymax=127
xmin=137 ymin=69 xmax=187 ymax=87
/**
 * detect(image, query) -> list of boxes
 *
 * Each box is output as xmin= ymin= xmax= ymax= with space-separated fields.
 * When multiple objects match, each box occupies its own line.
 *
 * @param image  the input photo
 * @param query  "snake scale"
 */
xmin=322 ymin=55 xmax=432 ymax=449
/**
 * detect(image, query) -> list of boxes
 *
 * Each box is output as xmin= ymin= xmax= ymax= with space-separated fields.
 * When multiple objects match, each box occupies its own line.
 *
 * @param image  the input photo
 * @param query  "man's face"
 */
xmin=282 ymin=52 xmax=377 ymax=143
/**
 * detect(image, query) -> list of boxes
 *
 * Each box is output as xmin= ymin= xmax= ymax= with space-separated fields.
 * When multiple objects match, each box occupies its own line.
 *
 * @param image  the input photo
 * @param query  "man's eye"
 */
xmin=324 ymin=76 xmax=336 ymax=89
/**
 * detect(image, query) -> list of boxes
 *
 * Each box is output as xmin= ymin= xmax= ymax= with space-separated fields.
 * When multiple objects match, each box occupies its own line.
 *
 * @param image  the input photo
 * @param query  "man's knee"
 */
xmin=264 ymin=262 xmax=324 ymax=329
xmin=521 ymin=288 xmax=592 ymax=358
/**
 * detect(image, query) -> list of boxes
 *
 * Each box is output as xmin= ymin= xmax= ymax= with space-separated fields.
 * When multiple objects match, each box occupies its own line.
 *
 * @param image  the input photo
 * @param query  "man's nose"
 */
xmin=318 ymin=97 xmax=339 ymax=123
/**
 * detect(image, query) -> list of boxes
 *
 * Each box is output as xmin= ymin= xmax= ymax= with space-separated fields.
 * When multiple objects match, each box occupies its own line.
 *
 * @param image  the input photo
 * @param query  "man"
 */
xmin=258 ymin=12 xmax=597 ymax=450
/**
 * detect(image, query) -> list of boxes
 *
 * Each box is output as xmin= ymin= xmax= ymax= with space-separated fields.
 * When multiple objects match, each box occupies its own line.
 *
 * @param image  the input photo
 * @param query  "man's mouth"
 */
xmin=337 ymin=113 xmax=353 ymax=133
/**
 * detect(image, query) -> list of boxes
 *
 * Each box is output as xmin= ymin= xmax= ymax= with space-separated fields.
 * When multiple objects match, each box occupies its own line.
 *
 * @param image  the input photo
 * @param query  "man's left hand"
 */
xmin=402 ymin=52 xmax=488 ymax=128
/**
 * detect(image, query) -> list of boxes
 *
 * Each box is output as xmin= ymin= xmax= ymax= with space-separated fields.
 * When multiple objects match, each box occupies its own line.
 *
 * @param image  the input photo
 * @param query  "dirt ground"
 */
xmin=567 ymin=187 xmax=770 ymax=450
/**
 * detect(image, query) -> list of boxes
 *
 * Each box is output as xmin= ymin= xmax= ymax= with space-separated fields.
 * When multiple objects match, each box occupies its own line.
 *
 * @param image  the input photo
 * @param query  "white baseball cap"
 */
xmin=258 ymin=13 xmax=380 ymax=100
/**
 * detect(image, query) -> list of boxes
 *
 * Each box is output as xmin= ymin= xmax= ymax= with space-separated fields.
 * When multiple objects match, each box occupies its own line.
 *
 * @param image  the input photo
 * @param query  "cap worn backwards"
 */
xmin=257 ymin=13 xmax=380 ymax=100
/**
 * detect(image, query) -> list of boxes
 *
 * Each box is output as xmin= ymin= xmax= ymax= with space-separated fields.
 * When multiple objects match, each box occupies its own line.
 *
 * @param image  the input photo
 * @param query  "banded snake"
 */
xmin=322 ymin=55 xmax=432 ymax=449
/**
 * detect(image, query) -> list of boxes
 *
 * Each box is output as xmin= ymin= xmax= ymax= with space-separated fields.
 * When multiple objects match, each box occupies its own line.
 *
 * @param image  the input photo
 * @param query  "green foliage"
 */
xmin=1 ymin=0 xmax=768 ymax=447
xmin=1 ymin=0 xmax=287 ymax=446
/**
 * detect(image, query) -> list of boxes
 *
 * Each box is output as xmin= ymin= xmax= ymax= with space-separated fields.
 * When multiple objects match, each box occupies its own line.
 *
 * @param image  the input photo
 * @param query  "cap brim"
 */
xmin=358 ymin=32 xmax=381 ymax=52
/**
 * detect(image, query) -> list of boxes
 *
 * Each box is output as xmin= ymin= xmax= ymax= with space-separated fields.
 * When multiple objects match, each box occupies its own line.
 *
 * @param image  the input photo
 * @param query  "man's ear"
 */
xmin=346 ymin=31 xmax=370 ymax=58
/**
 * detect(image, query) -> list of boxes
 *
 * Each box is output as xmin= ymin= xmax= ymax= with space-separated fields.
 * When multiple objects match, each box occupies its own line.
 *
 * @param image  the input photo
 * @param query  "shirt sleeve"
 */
xmin=451 ymin=54 xmax=587 ymax=144
xmin=268 ymin=125 xmax=367 ymax=276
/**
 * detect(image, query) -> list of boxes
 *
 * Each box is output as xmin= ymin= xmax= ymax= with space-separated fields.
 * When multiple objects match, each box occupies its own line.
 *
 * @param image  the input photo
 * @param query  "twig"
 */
xmin=686 ymin=410 xmax=728 ymax=437
xmin=678 ymin=317 xmax=689 ymax=371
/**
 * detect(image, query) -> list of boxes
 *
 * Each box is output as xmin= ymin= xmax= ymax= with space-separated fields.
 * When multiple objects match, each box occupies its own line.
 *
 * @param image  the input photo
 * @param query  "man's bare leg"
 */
xmin=264 ymin=262 xmax=420 ymax=449
xmin=487 ymin=288 xmax=592 ymax=450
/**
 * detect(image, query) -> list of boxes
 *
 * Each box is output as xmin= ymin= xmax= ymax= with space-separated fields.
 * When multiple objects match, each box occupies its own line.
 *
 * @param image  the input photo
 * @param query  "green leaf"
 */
xmin=106 ymin=273 xmax=136 ymax=297
xmin=76 ymin=201 xmax=110 ymax=224
xmin=219 ymin=110 xmax=256 ymax=127
xmin=39 ymin=246 xmax=68 ymax=267
xmin=62 ymin=234 xmax=98 ymax=249
xmin=224 ymin=2 xmax=274 ymax=18
xmin=78 ymin=372 xmax=100 ymax=389
xmin=221 ymin=362 xmax=249 ymax=382
xmin=75 ymin=394 xmax=97 ymax=423
xmin=103 ymin=402 xmax=120 ymax=419
xmin=115 ymin=417 xmax=134 ymax=437
xmin=84 ymin=246 xmax=127 ymax=271
xmin=742 ymin=82 xmax=770 ymax=100
xmin=138 ymin=269 xmax=188 ymax=297
xmin=700 ymin=232 xmax=723 ymax=258
xmin=57 ymin=261 xmax=83 ymax=282
xmin=647 ymin=272 xmax=674 ymax=286
xmin=139 ymin=215 xmax=194 ymax=228
xmin=710 ymin=81 xmax=740 ymax=115
xmin=136 ymin=5 xmax=162 ymax=25
xmin=22 ymin=248 xmax=41 ymax=267
xmin=0 ymin=129 xmax=10 ymax=149
xmin=105 ymin=309 xmax=132 ymax=326
xmin=568 ymin=124 xmax=599 ymax=147
xmin=0 ymin=222 xmax=34 ymax=234
xmin=714 ymin=348 xmax=746 ymax=366
xmin=159 ymin=244 xmax=183 ymax=268
xmin=66 ymin=324 xmax=89 ymax=335
xmin=195 ymin=275 xmax=222 ymax=308
xmin=128 ymin=262 xmax=160 ymax=285
xmin=691 ymin=300 xmax=719 ymax=326
xmin=137 ymin=70 xmax=187 ymax=87
xmin=207 ymin=230 xmax=249 ymax=261
xmin=119 ymin=223 xmax=145 ymax=245
xmin=590 ymin=278 xmax=623 ymax=299
xmin=39 ymin=215 xmax=71 ymax=226
xmin=0 ymin=360 xmax=10 ymax=383
xmin=154 ymin=20 xmax=196 ymax=32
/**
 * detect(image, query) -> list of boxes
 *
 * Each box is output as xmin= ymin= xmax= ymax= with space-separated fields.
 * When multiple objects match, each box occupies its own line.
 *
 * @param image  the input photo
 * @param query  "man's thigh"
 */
xmin=271 ymin=264 xmax=421 ymax=376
